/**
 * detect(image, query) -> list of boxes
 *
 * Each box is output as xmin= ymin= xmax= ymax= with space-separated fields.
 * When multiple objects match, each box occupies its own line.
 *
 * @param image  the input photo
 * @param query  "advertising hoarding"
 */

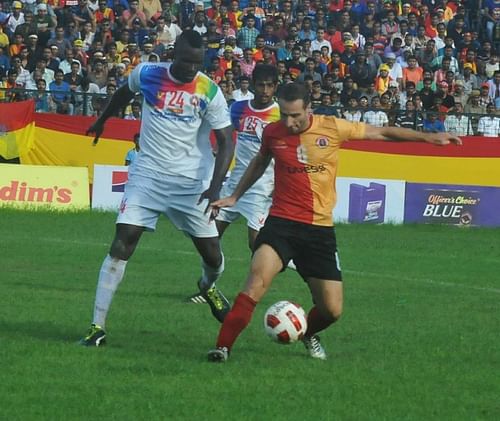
xmin=0 ymin=164 xmax=89 ymax=209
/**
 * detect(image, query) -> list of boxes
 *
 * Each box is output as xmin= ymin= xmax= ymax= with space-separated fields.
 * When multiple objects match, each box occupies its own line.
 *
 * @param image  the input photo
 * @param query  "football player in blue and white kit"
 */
xmin=187 ymin=64 xmax=282 ymax=304
xmin=80 ymin=31 xmax=235 ymax=347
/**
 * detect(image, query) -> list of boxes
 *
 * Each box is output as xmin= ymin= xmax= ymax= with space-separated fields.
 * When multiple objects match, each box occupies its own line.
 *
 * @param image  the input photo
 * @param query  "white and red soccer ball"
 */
xmin=264 ymin=301 xmax=308 ymax=344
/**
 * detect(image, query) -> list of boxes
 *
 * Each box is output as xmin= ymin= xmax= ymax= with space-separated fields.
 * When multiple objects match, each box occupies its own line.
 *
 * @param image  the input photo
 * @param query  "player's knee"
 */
xmin=204 ymin=249 xmax=223 ymax=269
xmin=196 ymin=238 xmax=223 ymax=268
xmin=110 ymin=237 xmax=134 ymax=260
xmin=321 ymin=304 xmax=342 ymax=323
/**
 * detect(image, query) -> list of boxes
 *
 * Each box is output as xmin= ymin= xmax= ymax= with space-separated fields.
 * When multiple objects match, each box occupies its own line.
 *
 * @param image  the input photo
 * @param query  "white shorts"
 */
xmin=116 ymin=173 xmax=218 ymax=238
xmin=217 ymin=183 xmax=272 ymax=231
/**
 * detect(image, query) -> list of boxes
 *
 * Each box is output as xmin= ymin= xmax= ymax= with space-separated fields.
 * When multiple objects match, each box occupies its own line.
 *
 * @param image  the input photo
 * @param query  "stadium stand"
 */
xmin=0 ymin=0 xmax=497 ymax=134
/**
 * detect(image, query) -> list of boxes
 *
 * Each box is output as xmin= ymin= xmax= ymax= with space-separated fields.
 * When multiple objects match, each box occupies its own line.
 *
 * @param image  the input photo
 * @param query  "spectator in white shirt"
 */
xmin=363 ymin=96 xmax=389 ymax=127
xmin=11 ymin=56 xmax=31 ymax=87
xmin=32 ymin=57 xmax=54 ymax=85
xmin=351 ymin=23 xmax=365 ymax=50
xmin=384 ymin=52 xmax=403 ymax=88
xmin=192 ymin=10 xmax=207 ymax=36
xmin=343 ymin=97 xmax=362 ymax=122
xmin=477 ymin=104 xmax=500 ymax=137
xmin=310 ymin=27 xmax=331 ymax=56
xmin=486 ymin=70 xmax=500 ymax=104
xmin=7 ymin=1 xmax=25 ymax=34
xmin=444 ymin=103 xmax=473 ymax=136
xmin=232 ymin=76 xmax=254 ymax=101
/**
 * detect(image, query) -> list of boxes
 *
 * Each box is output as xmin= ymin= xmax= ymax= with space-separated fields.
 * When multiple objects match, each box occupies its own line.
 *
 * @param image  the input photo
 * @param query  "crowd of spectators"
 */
xmin=0 ymin=0 xmax=500 ymax=136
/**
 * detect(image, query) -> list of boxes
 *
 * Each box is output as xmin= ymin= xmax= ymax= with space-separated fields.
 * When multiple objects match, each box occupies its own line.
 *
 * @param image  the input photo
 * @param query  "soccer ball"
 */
xmin=264 ymin=301 xmax=308 ymax=344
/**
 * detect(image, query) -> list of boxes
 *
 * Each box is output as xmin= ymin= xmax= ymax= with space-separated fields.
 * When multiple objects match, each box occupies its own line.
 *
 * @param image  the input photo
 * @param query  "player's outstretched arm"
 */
xmin=364 ymin=125 xmax=463 ymax=146
xmin=199 ymin=125 xmax=235 ymax=211
xmin=86 ymin=84 xmax=135 ymax=146
xmin=210 ymin=151 xmax=272 ymax=219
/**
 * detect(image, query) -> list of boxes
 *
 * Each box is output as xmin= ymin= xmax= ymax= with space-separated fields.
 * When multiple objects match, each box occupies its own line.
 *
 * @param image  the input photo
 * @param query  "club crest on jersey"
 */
xmin=316 ymin=137 xmax=329 ymax=148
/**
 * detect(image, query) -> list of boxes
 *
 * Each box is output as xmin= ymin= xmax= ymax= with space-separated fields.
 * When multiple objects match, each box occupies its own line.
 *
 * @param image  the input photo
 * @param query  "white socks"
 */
xmin=199 ymin=253 xmax=225 ymax=291
xmin=92 ymin=255 xmax=127 ymax=329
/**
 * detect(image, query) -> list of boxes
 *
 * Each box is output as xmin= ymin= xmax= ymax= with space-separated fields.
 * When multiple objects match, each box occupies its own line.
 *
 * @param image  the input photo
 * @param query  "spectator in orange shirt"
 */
xmin=219 ymin=46 xmax=234 ymax=71
xmin=206 ymin=0 xmax=222 ymax=22
xmin=260 ymin=47 xmax=276 ymax=66
xmin=252 ymin=35 xmax=266 ymax=62
xmin=95 ymin=0 xmax=115 ymax=24
xmin=228 ymin=0 xmax=242 ymax=30
xmin=375 ymin=63 xmax=393 ymax=95
xmin=403 ymin=55 xmax=423 ymax=88
xmin=462 ymin=50 xmax=477 ymax=74
xmin=325 ymin=22 xmax=342 ymax=50
xmin=9 ymin=33 xmax=25 ymax=58
xmin=328 ymin=52 xmax=347 ymax=78
xmin=425 ymin=12 xmax=439 ymax=38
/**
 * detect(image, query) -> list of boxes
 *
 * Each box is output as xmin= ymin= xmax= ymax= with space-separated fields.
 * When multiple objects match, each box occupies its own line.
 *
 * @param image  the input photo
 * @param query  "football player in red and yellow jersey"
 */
xmin=207 ymin=82 xmax=461 ymax=362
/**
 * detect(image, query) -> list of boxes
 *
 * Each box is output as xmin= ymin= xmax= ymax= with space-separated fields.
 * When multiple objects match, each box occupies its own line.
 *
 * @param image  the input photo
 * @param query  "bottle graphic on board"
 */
xmin=348 ymin=182 xmax=386 ymax=223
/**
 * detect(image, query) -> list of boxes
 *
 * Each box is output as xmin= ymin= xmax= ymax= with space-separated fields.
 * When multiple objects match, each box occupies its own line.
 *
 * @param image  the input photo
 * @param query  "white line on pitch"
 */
xmin=4 ymin=235 xmax=498 ymax=293
xmin=344 ymin=269 xmax=500 ymax=294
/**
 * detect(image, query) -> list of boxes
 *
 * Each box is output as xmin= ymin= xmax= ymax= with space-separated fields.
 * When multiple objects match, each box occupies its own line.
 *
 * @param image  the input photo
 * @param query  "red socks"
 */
xmin=305 ymin=306 xmax=335 ymax=337
xmin=216 ymin=292 xmax=257 ymax=351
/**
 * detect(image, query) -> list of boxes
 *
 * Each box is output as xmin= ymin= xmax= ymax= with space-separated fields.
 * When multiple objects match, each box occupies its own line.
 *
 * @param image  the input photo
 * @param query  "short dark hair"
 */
xmin=176 ymin=30 xmax=203 ymax=50
xmin=252 ymin=64 xmax=279 ymax=84
xmin=277 ymin=82 xmax=310 ymax=108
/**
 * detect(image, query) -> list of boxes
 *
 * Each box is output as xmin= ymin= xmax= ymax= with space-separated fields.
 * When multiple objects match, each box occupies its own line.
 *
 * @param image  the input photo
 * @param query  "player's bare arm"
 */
xmin=199 ymin=125 xmax=235 ymax=210
xmin=210 ymin=150 xmax=272 ymax=218
xmin=86 ymin=84 xmax=135 ymax=146
xmin=364 ymin=125 xmax=463 ymax=146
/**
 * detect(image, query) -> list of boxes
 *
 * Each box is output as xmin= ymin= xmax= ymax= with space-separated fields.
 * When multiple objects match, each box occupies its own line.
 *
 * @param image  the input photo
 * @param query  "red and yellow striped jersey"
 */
xmin=261 ymin=115 xmax=366 ymax=226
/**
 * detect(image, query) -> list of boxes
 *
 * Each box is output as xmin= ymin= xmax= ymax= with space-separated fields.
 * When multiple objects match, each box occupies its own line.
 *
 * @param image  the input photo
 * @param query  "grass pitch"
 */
xmin=1 ymin=209 xmax=499 ymax=420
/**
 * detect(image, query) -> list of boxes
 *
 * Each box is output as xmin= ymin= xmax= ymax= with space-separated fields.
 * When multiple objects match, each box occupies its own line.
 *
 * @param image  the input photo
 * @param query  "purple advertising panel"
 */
xmin=348 ymin=182 xmax=386 ymax=223
xmin=404 ymin=183 xmax=500 ymax=227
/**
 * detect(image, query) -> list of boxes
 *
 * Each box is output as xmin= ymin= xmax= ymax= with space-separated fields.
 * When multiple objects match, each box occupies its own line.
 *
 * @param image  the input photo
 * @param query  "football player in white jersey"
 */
xmin=187 ymin=64 xmax=281 ymax=304
xmin=80 ymin=31 xmax=235 ymax=347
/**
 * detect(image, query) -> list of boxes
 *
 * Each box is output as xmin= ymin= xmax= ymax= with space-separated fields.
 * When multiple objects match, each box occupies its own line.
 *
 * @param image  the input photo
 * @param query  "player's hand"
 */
xmin=209 ymin=196 xmax=237 ymax=220
xmin=86 ymin=120 xmax=105 ymax=146
xmin=424 ymin=133 xmax=462 ymax=146
xmin=198 ymin=186 xmax=221 ymax=214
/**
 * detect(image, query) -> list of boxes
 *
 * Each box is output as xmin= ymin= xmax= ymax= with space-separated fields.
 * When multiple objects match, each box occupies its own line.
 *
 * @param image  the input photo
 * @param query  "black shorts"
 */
xmin=254 ymin=216 xmax=342 ymax=281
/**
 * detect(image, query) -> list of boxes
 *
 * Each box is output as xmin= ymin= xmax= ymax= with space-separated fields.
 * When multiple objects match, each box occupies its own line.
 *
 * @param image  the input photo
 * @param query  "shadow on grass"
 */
xmin=3 ymin=280 xmax=191 ymax=301
xmin=0 ymin=320 xmax=80 ymax=344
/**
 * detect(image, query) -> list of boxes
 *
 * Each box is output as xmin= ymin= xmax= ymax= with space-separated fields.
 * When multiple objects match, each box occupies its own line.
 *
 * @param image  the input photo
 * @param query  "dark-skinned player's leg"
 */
xmin=80 ymin=224 xmax=144 ymax=346
xmin=190 ymin=235 xmax=231 ymax=322
xmin=186 ymin=219 xmax=230 ymax=304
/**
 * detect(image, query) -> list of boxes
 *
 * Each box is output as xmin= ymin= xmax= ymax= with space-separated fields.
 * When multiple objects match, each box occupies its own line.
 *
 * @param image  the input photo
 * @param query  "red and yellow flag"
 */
xmin=0 ymin=100 xmax=35 ymax=160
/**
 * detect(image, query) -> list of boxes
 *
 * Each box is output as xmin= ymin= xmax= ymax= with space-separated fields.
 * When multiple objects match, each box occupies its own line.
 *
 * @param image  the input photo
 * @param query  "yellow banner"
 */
xmin=22 ymin=127 xmax=131 ymax=183
xmin=0 ymin=164 xmax=89 ymax=209
xmin=338 ymin=150 xmax=500 ymax=187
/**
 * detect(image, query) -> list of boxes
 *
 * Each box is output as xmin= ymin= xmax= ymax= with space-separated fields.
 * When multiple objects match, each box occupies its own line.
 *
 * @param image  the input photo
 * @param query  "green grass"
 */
xmin=1 ymin=209 xmax=499 ymax=420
